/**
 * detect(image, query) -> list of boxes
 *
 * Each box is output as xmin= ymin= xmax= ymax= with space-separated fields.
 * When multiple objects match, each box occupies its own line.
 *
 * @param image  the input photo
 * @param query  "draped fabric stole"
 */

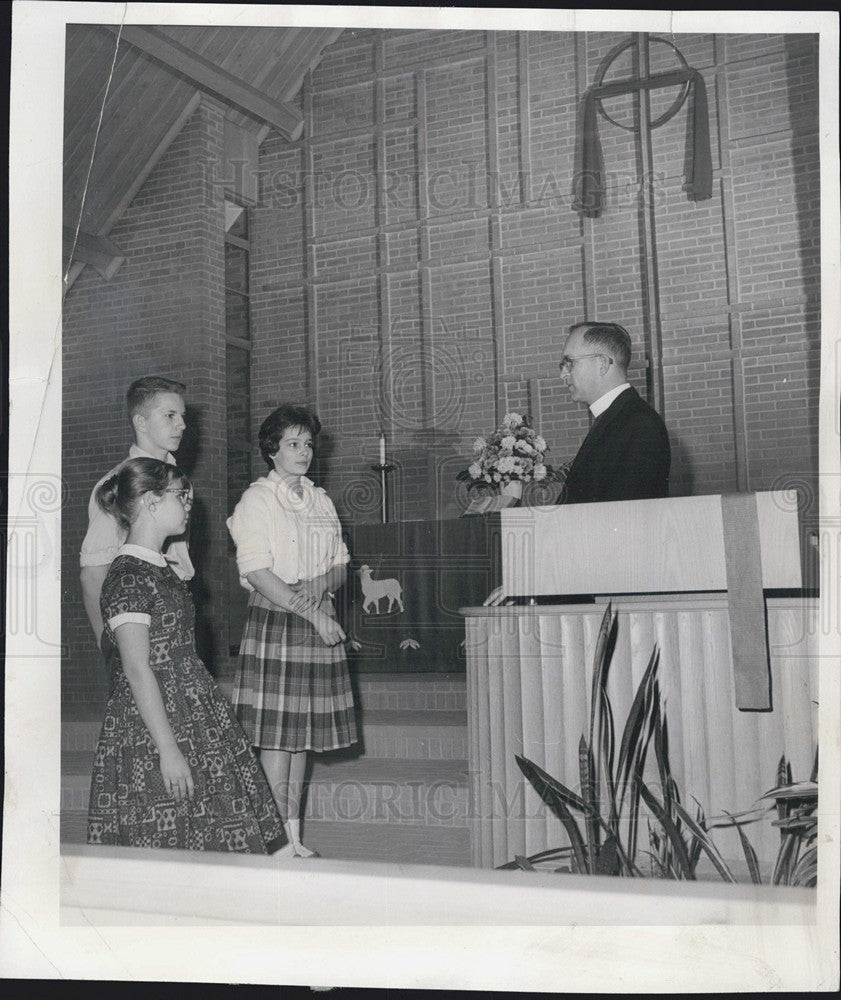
xmin=572 ymin=68 xmax=713 ymax=218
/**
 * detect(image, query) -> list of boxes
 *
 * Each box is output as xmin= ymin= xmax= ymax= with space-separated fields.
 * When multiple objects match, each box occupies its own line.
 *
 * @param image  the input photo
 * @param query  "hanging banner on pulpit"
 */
xmin=339 ymin=516 xmax=502 ymax=673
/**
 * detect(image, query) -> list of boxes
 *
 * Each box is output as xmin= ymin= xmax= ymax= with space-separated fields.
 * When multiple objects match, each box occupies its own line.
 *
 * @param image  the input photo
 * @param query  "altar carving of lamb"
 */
xmin=358 ymin=565 xmax=404 ymax=614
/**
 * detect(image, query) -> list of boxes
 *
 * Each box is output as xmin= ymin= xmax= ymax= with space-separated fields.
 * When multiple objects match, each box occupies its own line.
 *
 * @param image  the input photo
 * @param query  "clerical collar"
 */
xmin=590 ymin=383 xmax=631 ymax=418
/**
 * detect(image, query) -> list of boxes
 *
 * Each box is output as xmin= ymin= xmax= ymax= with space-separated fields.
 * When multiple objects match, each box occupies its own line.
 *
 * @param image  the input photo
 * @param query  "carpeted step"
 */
xmin=59 ymin=810 xmax=471 ymax=866
xmin=304 ymin=755 xmax=470 ymax=827
xmin=63 ymin=750 xmax=472 ymax=826
xmin=354 ymin=707 xmax=467 ymax=759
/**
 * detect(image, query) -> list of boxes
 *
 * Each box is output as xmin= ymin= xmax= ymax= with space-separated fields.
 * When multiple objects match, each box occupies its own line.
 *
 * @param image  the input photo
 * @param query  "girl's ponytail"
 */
xmin=95 ymin=473 xmax=129 ymax=529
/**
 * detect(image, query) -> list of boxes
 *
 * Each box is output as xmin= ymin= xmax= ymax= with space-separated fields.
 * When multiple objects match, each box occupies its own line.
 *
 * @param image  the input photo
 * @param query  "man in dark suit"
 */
xmin=484 ymin=321 xmax=670 ymax=606
xmin=558 ymin=321 xmax=670 ymax=504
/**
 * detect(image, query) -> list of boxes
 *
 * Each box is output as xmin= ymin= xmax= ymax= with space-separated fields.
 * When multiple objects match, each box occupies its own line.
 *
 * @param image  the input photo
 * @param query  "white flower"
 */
xmin=464 ymin=417 xmax=551 ymax=489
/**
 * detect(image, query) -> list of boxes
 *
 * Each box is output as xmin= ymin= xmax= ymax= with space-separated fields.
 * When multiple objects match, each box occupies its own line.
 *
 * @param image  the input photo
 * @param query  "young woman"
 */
xmin=87 ymin=457 xmax=283 ymax=853
xmin=228 ymin=404 xmax=357 ymax=858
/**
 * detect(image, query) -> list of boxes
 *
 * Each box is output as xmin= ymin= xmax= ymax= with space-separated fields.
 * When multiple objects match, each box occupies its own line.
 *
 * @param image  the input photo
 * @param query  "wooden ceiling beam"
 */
xmin=104 ymin=24 xmax=304 ymax=140
xmin=62 ymin=227 xmax=126 ymax=281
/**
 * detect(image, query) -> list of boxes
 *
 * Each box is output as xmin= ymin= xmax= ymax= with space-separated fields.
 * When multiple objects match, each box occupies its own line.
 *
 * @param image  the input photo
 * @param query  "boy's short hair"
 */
xmin=126 ymin=376 xmax=187 ymax=421
xmin=259 ymin=404 xmax=321 ymax=469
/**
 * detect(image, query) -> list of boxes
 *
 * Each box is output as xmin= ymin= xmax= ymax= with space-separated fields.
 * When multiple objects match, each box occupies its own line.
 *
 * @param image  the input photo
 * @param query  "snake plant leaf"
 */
xmin=523 ymin=846 xmax=576 ymax=864
xmin=686 ymin=800 xmax=706 ymax=873
xmin=705 ymin=805 xmax=769 ymax=828
xmin=760 ymin=781 xmax=819 ymax=802
xmin=722 ymin=809 xmax=763 ymax=884
xmin=772 ymin=832 xmax=799 ymax=885
xmin=790 ymin=846 xmax=818 ymax=887
xmin=552 ymin=793 xmax=589 ymax=874
xmin=639 ymin=781 xmax=696 ymax=879
xmin=515 ymin=753 xmax=588 ymax=812
xmin=641 ymin=847 xmax=677 ymax=880
xmin=616 ymin=648 xmax=659 ymax=801
xmin=513 ymin=855 xmax=537 ymax=871
xmin=772 ymin=815 xmax=818 ymax=831
xmin=774 ymin=755 xmax=792 ymax=822
xmin=588 ymin=605 xmax=617 ymax=840
xmin=595 ymin=832 xmax=621 ymax=876
xmin=588 ymin=604 xmax=617 ymax=750
xmin=668 ymin=796 xmax=737 ymax=883
xmin=579 ymin=735 xmax=599 ymax=874
xmin=515 ymin=754 xmax=589 ymax=872
xmin=653 ymin=705 xmax=672 ymax=810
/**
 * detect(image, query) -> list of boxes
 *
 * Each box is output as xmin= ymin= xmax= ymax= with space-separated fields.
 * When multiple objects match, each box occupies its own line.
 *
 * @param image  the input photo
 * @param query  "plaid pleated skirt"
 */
xmin=233 ymin=590 xmax=358 ymax=752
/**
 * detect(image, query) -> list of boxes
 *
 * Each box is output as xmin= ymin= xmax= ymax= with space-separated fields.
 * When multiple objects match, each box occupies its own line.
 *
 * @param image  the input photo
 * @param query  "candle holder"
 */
xmin=371 ymin=462 xmax=395 ymax=523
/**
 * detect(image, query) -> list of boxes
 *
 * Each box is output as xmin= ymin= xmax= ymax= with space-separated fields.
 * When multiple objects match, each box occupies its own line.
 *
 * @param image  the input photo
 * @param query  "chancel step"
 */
xmin=61 ymin=672 xmax=471 ymax=864
xmin=304 ymin=756 xmax=469 ymax=826
xmin=59 ymin=809 xmax=471 ymax=866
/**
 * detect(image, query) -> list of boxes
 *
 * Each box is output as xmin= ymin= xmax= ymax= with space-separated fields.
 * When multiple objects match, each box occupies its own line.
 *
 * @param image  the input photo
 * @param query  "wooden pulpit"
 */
xmin=500 ymin=492 xmax=802 ymax=710
xmin=460 ymin=493 xmax=816 ymax=870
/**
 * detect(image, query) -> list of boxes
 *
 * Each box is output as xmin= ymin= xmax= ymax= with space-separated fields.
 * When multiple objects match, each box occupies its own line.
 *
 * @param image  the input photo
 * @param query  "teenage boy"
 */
xmin=79 ymin=375 xmax=195 ymax=646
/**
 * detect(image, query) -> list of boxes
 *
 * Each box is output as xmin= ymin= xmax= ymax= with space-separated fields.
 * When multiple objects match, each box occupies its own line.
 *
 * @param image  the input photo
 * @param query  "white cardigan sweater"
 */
xmin=227 ymin=470 xmax=350 ymax=591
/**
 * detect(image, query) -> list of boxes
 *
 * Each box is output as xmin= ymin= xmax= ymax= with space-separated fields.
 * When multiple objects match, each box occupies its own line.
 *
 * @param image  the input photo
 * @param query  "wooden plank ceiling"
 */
xmin=64 ymin=22 xmax=342 ymax=283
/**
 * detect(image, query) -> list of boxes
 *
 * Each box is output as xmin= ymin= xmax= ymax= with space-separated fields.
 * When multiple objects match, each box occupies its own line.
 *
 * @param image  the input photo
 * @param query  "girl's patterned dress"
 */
xmin=87 ymin=546 xmax=283 ymax=852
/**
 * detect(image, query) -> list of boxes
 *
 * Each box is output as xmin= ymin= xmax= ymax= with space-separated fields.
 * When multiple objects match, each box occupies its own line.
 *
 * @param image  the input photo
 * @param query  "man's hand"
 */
xmin=483 ymin=585 xmax=514 ymax=607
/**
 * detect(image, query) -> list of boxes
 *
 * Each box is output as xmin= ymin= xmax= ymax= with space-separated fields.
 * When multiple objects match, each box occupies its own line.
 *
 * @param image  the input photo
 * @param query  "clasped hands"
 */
xmin=288 ymin=577 xmax=328 ymax=614
xmin=289 ymin=578 xmax=346 ymax=646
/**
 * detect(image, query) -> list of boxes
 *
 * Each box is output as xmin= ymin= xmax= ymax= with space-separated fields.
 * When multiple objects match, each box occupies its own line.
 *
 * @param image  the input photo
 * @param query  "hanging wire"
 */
xmin=63 ymin=10 xmax=127 ymax=288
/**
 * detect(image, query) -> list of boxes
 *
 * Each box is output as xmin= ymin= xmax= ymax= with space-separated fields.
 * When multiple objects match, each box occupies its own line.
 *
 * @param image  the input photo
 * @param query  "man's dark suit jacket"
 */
xmin=561 ymin=386 xmax=671 ymax=504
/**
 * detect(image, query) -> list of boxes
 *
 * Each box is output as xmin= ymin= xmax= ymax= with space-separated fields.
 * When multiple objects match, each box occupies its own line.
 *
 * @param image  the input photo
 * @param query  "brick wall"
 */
xmin=249 ymin=29 xmax=820 ymax=543
xmin=62 ymin=98 xmax=228 ymax=705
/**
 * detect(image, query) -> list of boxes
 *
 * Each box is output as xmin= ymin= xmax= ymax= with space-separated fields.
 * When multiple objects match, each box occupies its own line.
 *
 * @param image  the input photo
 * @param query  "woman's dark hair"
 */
xmin=259 ymin=404 xmax=321 ymax=469
xmin=96 ymin=457 xmax=190 ymax=530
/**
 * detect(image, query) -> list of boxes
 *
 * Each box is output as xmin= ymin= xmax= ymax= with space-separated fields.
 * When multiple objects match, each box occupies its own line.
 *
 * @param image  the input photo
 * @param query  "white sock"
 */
xmin=283 ymin=819 xmax=318 ymax=857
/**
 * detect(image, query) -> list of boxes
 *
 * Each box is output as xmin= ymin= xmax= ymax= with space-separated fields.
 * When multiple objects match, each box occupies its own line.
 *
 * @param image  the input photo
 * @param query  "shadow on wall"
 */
xmin=177 ymin=403 xmax=203 ymax=477
xmin=667 ymin=435 xmax=694 ymax=497
xmin=184 ymin=493 xmax=216 ymax=672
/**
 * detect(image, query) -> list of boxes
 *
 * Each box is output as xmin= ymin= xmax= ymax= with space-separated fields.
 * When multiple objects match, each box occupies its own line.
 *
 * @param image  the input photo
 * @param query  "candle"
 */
xmin=379 ymin=433 xmax=387 ymax=466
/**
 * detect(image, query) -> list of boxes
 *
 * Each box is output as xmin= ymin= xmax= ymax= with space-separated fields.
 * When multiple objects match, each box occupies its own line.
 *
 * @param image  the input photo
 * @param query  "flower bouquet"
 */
xmin=457 ymin=412 xmax=565 ymax=497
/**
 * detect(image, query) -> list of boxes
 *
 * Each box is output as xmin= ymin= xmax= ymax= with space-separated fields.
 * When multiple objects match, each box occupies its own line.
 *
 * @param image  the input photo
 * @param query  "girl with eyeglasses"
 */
xmin=87 ymin=456 xmax=283 ymax=853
